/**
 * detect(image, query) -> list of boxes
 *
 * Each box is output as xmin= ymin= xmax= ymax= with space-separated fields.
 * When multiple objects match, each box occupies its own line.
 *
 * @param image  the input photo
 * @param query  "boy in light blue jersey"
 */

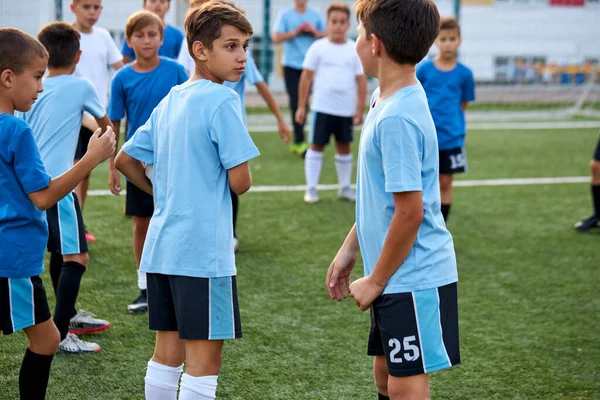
xmin=417 ymin=17 xmax=475 ymax=222
xmin=108 ymin=10 xmax=188 ymax=314
xmin=0 ymin=27 xmax=116 ymax=398
xmin=326 ymin=1 xmax=459 ymax=399
xmin=18 ymin=22 xmax=115 ymax=354
xmin=121 ymin=0 xmax=184 ymax=62
xmin=115 ymin=3 xmax=259 ymax=399
xmin=273 ymin=0 xmax=326 ymax=155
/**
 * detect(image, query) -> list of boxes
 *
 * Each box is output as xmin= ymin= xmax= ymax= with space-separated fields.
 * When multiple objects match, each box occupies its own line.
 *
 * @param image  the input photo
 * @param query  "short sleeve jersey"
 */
xmin=17 ymin=75 xmax=106 ymax=178
xmin=416 ymin=61 xmax=475 ymax=150
xmin=356 ymin=84 xmax=458 ymax=294
xmin=302 ymin=38 xmax=364 ymax=117
xmin=122 ymin=80 xmax=260 ymax=278
xmin=121 ymin=25 xmax=184 ymax=61
xmin=109 ymin=57 xmax=188 ymax=141
xmin=73 ymin=26 xmax=123 ymax=107
xmin=274 ymin=8 xmax=325 ymax=70
xmin=0 ymin=115 xmax=50 ymax=278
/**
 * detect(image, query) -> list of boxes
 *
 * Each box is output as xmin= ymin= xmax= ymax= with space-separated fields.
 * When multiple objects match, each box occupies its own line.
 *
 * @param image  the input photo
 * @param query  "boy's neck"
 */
xmin=434 ymin=54 xmax=457 ymax=70
xmin=132 ymin=55 xmax=161 ymax=72
xmin=0 ymin=95 xmax=15 ymax=115
xmin=47 ymin=66 xmax=75 ymax=77
xmin=295 ymin=4 xmax=306 ymax=12
xmin=376 ymin=61 xmax=417 ymax=103
xmin=327 ymin=35 xmax=346 ymax=44
xmin=191 ymin=65 xmax=223 ymax=85
xmin=73 ymin=21 xmax=93 ymax=34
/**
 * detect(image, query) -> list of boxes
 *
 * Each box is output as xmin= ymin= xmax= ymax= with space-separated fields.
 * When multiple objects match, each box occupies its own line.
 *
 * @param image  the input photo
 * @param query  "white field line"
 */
xmin=246 ymin=120 xmax=600 ymax=133
xmin=88 ymin=176 xmax=589 ymax=197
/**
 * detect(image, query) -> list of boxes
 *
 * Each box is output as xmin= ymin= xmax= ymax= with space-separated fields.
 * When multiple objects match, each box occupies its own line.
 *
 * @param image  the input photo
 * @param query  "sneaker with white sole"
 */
xmin=59 ymin=333 xmax=101 ymax=353
xmin=338 ymin=187 xmax=356 ymax=202
xmin=304 ymin=188 xmax=320 ymax=203
xmin=127 ymin=290 xmax=148 ymax=314
xmin=69 ymin=310 xmax=110 ymax=334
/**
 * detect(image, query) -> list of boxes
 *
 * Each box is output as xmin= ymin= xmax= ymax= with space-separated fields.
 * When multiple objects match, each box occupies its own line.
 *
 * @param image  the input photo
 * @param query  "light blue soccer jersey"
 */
xmin=17 ymin=75 xmax=106 ymax=178
xmin=224 ymin=53 xmax=264 ymax=123
xmin=356 ymin=84 xmax=458 ymax=294
xmin=122 ymin=80 xmax=260 ymax=278
xmin=275 ymin=8 xmax=325 ymax=70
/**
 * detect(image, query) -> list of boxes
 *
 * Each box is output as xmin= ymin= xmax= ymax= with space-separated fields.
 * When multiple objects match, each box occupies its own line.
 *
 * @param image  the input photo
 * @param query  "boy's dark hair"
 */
xmin=0 ymin=28 xmax=48 ymax=74
xmin=126 ymin=10 xmax=165 ymax=39
xmin=327 ymin=2 xmax=351 ymax=18
xmin=37 ymin=22 xmax=81 ymax=69
xmin=439 ymin=16 xmax=460 ymax=36
xmin=189 ymin=0 xmax=209 ymax=7
xmin=355 ymin=0 xmax=439 ymax=66
xmin=185 ymin=1 xmax=253 ymax=57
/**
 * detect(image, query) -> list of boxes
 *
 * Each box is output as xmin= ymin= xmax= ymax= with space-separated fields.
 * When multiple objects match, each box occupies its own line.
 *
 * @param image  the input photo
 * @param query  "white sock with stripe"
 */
xmin=305 ymin=149 xmax=323 ymax=189
xmin=178 ymin=374 xmax=218 ymax=400
xmin=144 ymin=360 xmax=183 ymax=400
xmin=335 ymin=153 xmax=353 ymax=189
xmin=138 ymin=270 xmax=147 ymax=291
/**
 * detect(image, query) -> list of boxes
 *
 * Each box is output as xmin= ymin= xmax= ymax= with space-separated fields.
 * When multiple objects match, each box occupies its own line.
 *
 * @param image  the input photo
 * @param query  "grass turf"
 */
xmin=0 ymin=127 xmax=598 ymax=399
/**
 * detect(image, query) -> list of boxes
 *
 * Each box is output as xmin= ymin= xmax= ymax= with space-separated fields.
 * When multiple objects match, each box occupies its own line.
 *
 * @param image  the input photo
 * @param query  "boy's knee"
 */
xmin=133 ymin=217 xmax=150 ymax=233
xmin=439 ymin=176 xmax=453 ymax=191
xmin=30 ymin=322 xmax=60 ymax=355
xmin=373 ymin=357 xmax=389 ymax=395
xmin=590 ymin=160 xmax=600 ymax=180
xmin=64 ymin=253 xmax=88 ymax=267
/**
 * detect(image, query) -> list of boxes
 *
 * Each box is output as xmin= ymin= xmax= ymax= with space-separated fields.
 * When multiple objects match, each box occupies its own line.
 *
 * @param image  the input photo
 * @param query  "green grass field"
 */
xmin=1 ymin=125 xmax=599 ymax=399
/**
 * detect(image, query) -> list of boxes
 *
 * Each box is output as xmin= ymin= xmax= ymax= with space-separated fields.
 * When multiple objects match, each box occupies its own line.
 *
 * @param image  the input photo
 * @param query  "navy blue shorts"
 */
xmin=309 ymin=112 xmax=353 ymax=146
xmin=439 ymin=147 xmax=467 ymax=175
xmin=126 ymin=181 xmax=154 ymax=217
xmin=46 ymin=192 xmax=88 ymax=255
xmin=0 ymin=276 xmax=51 ymax=335
xmin=75 ymin=126 xmax=94 ymax=161
xmin=147 ymin=273 xmax=242 ymax=340
xmin=367 ymin=282 xmax=460 ymax=377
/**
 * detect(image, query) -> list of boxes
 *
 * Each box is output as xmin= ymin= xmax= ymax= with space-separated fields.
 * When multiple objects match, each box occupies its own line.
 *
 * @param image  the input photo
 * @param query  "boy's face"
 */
xmin=127 ymin=24 xmax=163 ymax=61
xmin=1 ymin=57 xmax=47 ymax=112
xmin=144 ymin=0 xmax=170 ymax=21
xmin=327 ymin=11 xmax=349 ymax=42
xmin=195 ymin=25 xmax=249 ymax=83
xmin=355 ymin=23 xmax=376 ymax=77
xmin=71 ymin=0 xmax=103 ymax=31
xmin=435 ymin=29 xmax=460 ymax=59
xmin=295 ymin=0 xmax=308 ymax=8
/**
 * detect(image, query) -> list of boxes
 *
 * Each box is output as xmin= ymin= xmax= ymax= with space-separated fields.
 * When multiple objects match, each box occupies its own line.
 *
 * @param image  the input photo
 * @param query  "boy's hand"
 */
xmin=86 ymin=127 xmax=116 ymax=165
xmin=353 ymin=110 xmax=364 ymax=126
xmin=277 ymin=120 xmax=292 ymax=144
xmin=349 ymin=276 xmax=384 ymax=311
xmin=303 ymin=23 xmax=316 ymax=35
xmin=108 ymin=168 xmax=122 ymax=195
xmin=326 ymin=248 xmax=357 ymax=301
xmin=295 ymin=107 xmax=306 ymax=125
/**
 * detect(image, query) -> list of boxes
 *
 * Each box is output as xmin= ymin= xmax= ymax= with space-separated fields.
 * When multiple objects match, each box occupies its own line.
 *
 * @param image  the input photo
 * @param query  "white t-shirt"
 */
xmin=73 ymin=26 xmax=122 ymax=107
xmin=177 ymin=40 xmax=194 ymax=76
xmin=302 ymin=38 xmax=364 ymax=117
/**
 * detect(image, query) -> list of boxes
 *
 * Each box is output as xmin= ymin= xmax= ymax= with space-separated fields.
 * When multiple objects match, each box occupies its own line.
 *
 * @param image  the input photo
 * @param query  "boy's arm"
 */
xmin=354 ymin=74 xmax=367 ymax=125
xmin=349 ymin=191 xmax=423 ymax=311
xmin=108 ymin=119 xmax=122 ymax=195
xmin=114 ymin=150 xmax=152 ymax=195
xmin=255 ymin=81 xmax=291 ymax=144
xmin=29 ymin=128 xmax=116 ymax=210
xmin=111 ymin=60 xmax=124 ymax=71
xmin=228 ymin=162 xmax=252 ymax=195
xmin=326 ymin=223 xmax=360 ymax=301
xmin=295 ymin=69 xmax=315 ymax=125
xmin=272 ymin=28 xmax=301 ymax=44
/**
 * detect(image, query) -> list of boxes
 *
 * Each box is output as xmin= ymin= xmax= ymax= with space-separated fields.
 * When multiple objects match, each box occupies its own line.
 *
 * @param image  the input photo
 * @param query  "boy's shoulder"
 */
xmin=165 ymin=24 xmax=183 ymax=36
xmin=456 ymin=62 xmax=474 ymax=77
xmin=1 ymin=114 xmax=31 ymax=141
xmin=372 ymin=85 xmax=430 ymax=124
xmin=169 ymin=80 xmax=238 ymax=109
xmin=159 ymin=56 xmax=187 ymax=72
xmin=91 ymin=26 xmax=112 ymax=38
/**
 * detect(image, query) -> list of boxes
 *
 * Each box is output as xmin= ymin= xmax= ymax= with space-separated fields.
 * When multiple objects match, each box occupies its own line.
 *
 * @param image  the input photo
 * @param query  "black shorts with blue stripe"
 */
xmin=0 ymin=276 xmax=51 ymax=335
xmin=368 ymin=282 xmax=460 ymax=377
xmin=147 ymin=273 xmax=242 ymax=340
xmin=46 ymin=192 xmax=88 ymax=255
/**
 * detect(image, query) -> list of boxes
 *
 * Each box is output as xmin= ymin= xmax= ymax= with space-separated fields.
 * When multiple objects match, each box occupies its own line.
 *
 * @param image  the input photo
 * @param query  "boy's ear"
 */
xmin=72 ymin=50 xmax=83 ymax=68
xmin=0 ymin=69 xmax=14 ymax=88
xmin=125 ymin=36 xmax=132 ymax=48
xmin=70 ymin=3 xmax=76 ymax=13
xmin=192 ymin=41 xmax=208 ymax=62
xmin=371 ymin=34 xmax=383 ymax=58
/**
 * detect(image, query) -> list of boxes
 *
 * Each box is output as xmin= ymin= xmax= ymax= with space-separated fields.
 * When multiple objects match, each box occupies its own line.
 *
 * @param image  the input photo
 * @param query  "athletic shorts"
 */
xmin=126 ymin=181 xmax=154 ymax=218
xmin=439 ymin=147 xmax=467 ymax=175
xmin=75 ymin=126 xmax=94 ymax=161
xmin=46 ymin=192 xmax=88 ymax=255
xmin=309 ymin=112 xmax=353 ymax=146
xmin=593 ymin=137 xmax=600 ymax=162
xmin=0 ymin=276 xmax=51 ymax=335
xmin=147 ymin=273 xmax=242 ymax=340
xmin=367 ymin=282 xmax=460 ymax=377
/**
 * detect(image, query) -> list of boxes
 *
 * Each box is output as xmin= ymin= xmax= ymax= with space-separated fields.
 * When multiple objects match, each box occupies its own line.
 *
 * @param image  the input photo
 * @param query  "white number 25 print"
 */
xmin=388 ymin=336 xmax=421 ymax=363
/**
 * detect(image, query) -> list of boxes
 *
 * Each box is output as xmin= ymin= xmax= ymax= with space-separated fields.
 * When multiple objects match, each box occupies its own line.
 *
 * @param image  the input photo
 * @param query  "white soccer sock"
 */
xmin=144 ymin=360 xmax=183 ymax=400
xmin=138 ymin=270 xmax=147 ymax=291
xmin=335 ymin=153 xmax=353 ymax=189
xmin=178 ymin=374 xmax=218 ymax=400
xmin=305 ymin=149 xmax=324 ymax=189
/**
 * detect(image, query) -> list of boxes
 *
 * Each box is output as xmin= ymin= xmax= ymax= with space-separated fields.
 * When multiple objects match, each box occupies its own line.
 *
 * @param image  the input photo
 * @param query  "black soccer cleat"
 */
xmin=573 ymin=215 xmax=600 ymax=232
xmin=127 ymin=290 xmax=148 ymax=313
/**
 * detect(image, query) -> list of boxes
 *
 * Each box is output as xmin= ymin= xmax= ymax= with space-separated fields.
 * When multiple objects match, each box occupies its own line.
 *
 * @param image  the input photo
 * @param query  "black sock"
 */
xmin=441 ymin=203 xmax=451 ymax=221
xmin=49 ymin=252 xmax=63 ymax=295
xmin=53 ymin=261 xmax=86 ymax=340
xmin=230 ymin=190 xmax=239 ymax=238
xmin=378 ymin=394 xmax=390 ymax=400
xmin=592 ymin=185 xmax=600 ymax=218
xmin=19 ymin=348 xmax=54 ymax=400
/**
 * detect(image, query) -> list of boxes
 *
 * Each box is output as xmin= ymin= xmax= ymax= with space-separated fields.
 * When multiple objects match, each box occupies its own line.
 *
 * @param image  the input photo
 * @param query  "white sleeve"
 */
xmin=176 ymin=41 xmax=194 ymax=77
xmin=105 ymin=30 xmax=123 ymax=65
xmin=302 ymin=41 xmax=320 ymax=71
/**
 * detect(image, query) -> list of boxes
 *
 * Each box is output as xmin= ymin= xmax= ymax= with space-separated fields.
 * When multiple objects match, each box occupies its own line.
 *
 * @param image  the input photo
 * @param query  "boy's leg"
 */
xmin=333 ymin=116 xmax=355 ymax=200
xmin=74 ymin=125 xmax=96 ymax=241
xmin=373 ymin=356 xmax=390 ymax=399
xmin=575 ymin=138 xmax=600 ymax=231
xmin=21 ymin=319 xmax=61 ymax=400
xmin=305 ymin=112 xmax=331 ymax=203
xmin=179 ymin=340 xmax=223 ymax=399
xmin=439 ymin=174 xmax=454 ymax=221
xmin=126 ymin=182 xmax=154 ymax=313
xmin=283 ymin=66 xmax=306 ymax=149
xmin=439 ymin=147 xmax=467 ymax=222
xmin=387 ymin=374 xmax=430 ymax=400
